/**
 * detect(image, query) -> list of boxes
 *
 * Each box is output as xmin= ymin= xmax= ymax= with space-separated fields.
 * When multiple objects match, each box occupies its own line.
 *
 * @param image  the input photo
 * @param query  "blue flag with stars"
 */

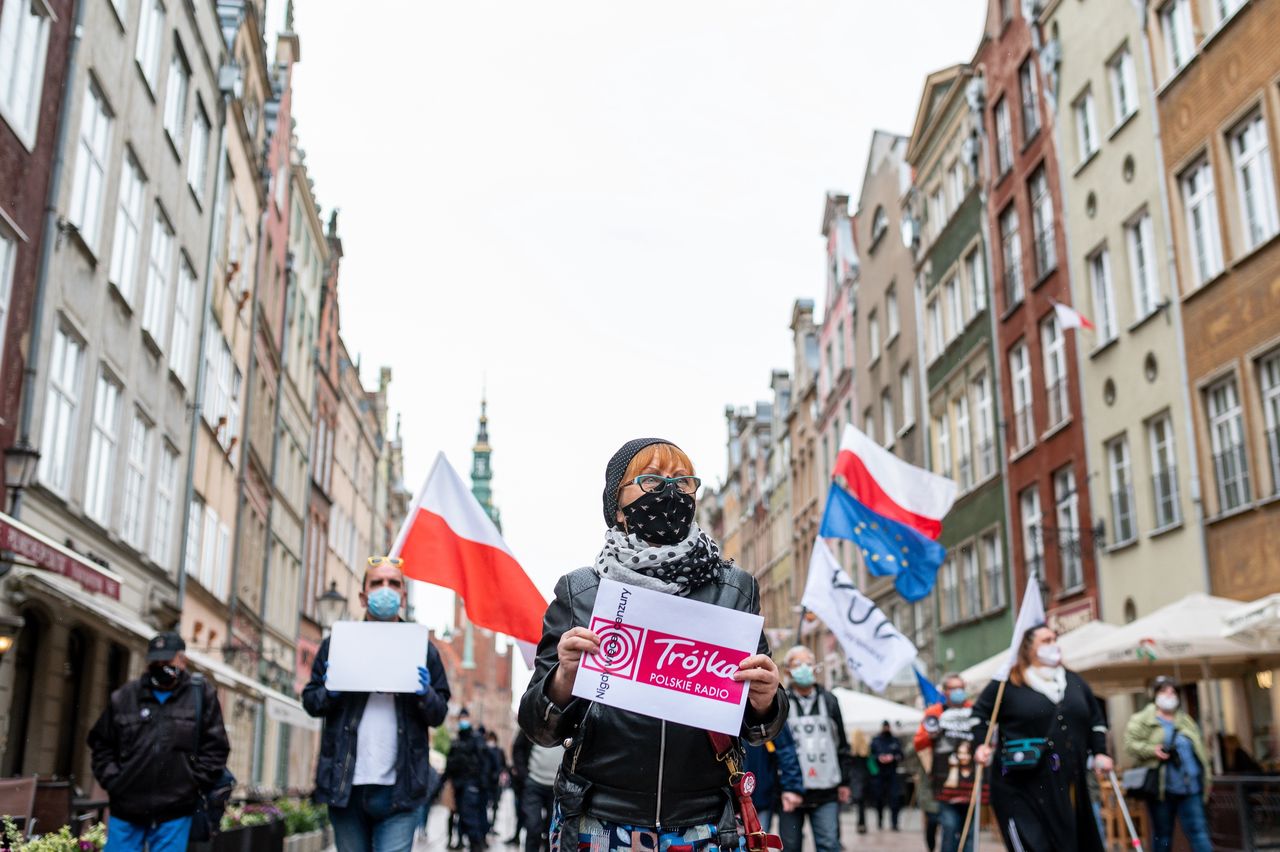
xmin=818 ymin=483 xmax=947 ymax=602
xmin=914 ymin=666 xmax=946 ymax=706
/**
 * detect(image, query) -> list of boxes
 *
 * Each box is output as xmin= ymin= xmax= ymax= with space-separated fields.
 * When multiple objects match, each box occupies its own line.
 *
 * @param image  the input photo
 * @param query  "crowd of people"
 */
xmin=80 ymin=438 xmax=1241 ymax=852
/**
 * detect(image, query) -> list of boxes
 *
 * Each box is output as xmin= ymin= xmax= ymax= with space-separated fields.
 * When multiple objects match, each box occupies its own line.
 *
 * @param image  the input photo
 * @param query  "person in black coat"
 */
xmin=302 ymin=558 xmax=451 ymax=852
xmin=88 ymin=632 xmax=230 ymax=852
xmin=869 ymin=721 xmax=905 ymax=831
xmin=506 ymin=733 xmax=530 ymax=847
xmin=972 ymin=623 xmax=1113 ymax=852
xmin=446 ymin=714 xmax=492 ymax=851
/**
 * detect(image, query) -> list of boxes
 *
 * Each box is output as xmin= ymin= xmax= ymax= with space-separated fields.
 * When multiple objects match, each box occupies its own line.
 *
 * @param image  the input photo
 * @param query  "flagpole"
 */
xmin=958 ymin=679 xmax=1006 ymax=850
xmin=793 ymin=606 xmax=807 ymax=646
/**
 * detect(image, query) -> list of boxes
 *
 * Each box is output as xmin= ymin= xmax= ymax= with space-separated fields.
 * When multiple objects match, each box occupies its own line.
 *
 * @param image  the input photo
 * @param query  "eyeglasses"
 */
xmin=628 ymin=475 xmax=702 ymax=496
xmin=367 ymin=556 xmax=404 ymax=567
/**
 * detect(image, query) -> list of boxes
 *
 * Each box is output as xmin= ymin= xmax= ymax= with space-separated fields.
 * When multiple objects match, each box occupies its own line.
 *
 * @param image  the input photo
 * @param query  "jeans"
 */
xmin=936 ymin=802 xmax=974 ymax=852
xmin=1148 ymin=792 xmax=1212 ymax=852
xmin=329 ymin=784 xmax=425 ymax=852
xmin=779 ymin=800 xmax=839 ymax=852
xmin=105 ymin=814 xmax=192 ymax=852
xmin=521 ymin=782 xmax=555 ymax=852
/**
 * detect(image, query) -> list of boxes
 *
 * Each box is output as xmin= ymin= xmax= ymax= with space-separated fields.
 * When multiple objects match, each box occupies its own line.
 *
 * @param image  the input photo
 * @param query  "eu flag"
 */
xmin=914 ymin=667 xmax=946 ymax=707
xmin=818 ymin=483 xmax=946 ymax=602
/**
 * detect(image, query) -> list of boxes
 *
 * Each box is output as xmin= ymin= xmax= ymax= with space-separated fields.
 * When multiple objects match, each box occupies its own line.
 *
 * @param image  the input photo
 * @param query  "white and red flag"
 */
xmin=391 ymin=453 xmax=546 ymax=649
xmin=1052 ymin=300 xmax=1095 ymax=332
xmin=831 ymin=424 xmax=958 ymax=541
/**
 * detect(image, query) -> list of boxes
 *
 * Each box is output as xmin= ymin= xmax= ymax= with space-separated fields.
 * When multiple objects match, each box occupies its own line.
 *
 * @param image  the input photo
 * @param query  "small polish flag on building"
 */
xmin=1052 ymin=300 xmax=1094 ymax=331
xmin=391 ymin=453 xmax=546 ymax=648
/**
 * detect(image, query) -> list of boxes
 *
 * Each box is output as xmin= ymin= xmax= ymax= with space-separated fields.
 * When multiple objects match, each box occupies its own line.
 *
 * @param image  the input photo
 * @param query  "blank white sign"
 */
xmin=326 ymin=621 xmax=430 ymax=693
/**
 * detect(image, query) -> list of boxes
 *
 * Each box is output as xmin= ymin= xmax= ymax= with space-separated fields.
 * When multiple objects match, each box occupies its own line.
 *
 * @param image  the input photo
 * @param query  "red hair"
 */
xmin=620 ymin=443 xmax=695 ymax=488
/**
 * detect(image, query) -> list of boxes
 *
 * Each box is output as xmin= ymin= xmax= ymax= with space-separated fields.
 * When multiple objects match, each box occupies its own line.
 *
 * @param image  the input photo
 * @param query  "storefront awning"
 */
xmin=11 ymin=568 xmax=153 ymax=641
xmin=0 ymin=511 xmax=123 ymax=598
xmin=1223 ymin=593 xmax=1280 ymax=644
xmin=186 ymin=649 xmax=320 ymax=732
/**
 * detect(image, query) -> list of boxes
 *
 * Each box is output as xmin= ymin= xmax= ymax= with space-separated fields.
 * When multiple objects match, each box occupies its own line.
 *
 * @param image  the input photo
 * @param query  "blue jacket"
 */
xmin=744 ymin=724 xmax=804 ymax=812
xmin=302 ymin=634 xmax=451 ymax=811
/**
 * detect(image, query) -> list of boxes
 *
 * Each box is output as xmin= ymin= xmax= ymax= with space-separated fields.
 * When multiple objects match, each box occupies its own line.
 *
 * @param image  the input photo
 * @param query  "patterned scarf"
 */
xmin=592 ymin=522 xmax=723 ymax=596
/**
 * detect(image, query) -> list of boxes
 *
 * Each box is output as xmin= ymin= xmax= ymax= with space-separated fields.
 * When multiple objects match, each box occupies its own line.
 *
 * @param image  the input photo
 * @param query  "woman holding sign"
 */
xmin=518 ymin=439 xmax=787 ymax=852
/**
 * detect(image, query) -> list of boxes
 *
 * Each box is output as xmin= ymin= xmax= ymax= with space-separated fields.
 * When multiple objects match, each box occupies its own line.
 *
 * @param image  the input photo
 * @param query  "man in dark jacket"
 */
xmin=445 ymin=712 xmax=491 ymax=851
xmin=780 ymin=646 xmax=853 ymax=852
xmin=302 ymin=557 xmax=451 ymax=852
xmin=870 ymin=720 xmax=905 ymax=831
xmin=88 ymin=631 xmax=230 ymax=852
xmin=482 ymin=730 xmax=506 ymax=829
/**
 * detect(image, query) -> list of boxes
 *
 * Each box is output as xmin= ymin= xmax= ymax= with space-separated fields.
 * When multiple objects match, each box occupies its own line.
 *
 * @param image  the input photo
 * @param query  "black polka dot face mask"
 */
xmin=620 ymin=486 xmax=695 ymax=546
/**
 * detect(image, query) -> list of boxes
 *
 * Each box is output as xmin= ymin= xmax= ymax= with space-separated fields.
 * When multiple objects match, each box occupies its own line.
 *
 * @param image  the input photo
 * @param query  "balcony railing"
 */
xmin=1110 ymin=486 xmax=1136 ymax=545
xmin=1151 ymin=465 xmax=1181 ymax=528
xmin=1012 ymin=404 xmax=1034 ymax=452
xmin=1213 ymin=444 xmax=1252 ymax=513
xmin=1046 ymin=378 xmax=1070 ymax=429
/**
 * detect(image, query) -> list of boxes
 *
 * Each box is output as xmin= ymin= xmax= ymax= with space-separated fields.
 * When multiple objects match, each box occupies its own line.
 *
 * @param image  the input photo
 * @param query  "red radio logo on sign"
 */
xmin=583 ymin=617 xmax=645 ymax=680
xmin=583 ymin=620 xmax=746 ymax=705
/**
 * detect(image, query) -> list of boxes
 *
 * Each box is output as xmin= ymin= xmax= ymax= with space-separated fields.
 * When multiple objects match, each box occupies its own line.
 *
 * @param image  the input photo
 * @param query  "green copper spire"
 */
xmin=471 ymin=396 xmax=501 ymax=532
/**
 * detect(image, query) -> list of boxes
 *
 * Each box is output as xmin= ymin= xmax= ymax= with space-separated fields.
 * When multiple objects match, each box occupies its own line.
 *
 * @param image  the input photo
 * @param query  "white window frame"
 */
xmin=1010 ymin=342 xmax=1034 ymax=452
xmin=1089 ymin=247 xmax=1118 ymax=343
xmin=187 ymin=100 xmax=210 ymax=199
xmin=966 ymin=248 xmax=987 ymax=314
xmin=1148 ymin=412 xmax=1181 ymax=528
xmin=942 ymin=559 xmax=959 ymax=626
xmin=868 ymin=309 xmax=880 ymax=362
xmin=1074 ymin=89 xmax=1099 ymax=164
xmin=864 ymin=409 xmax=876 ymax=446
xmin=1000 ymin=205 xmax=1023 ymax=307
xmin=936 ymin=410 xmax=951 ymax=479
xmin=142 ymin=210 xmax=174 ymax=345
xmin=994 ymin=97 xmax=1013 ymax=176
xmin=0 ymin=0 xmax=52 ymax=149
xmin=1181 ymin=157 xmax=1224 ymax=287
xmin=120 ymin=411 xmax=153 ymax=549
xmin=68 ymin=82 xmax=112 ymax=251
xmin=1127 ymin=212 xmax=1161 ymax=320
xmin=1019 ymin=58 xmax=1040 ymax=141
xmin=1108 ymin=47 xmax=1138 ymax=127
xmin=108 ymin=151 xmax=146 ymax=304
xmin=162 ymin=46 xmax=190 ymax=150
xmin=1260 ymin=353 xmax=1280 ymax=497
xmin=1212 ymin=0 xmax=1246 ymax=28
xmin=886 ymin=285 xmax=899 ymax=340
xmin=1042 ymin=314 xmax=1070 ymax=428
xmin=84 ymin=370 xmax=123 ymax=526
xmin=1020 ymin=486 xmax=1044 ymax=577
xmin=982 ymin=529 xmax=1005 ymax=611
xmin=1054 ymin=467 xmax=1082 ymax=591
xmin=1207 ymin=377 xmax=1250 ymax=512
xmin=973 ymin=371 xmax=995 ymax=479
xmin=169 ymin=256 xmax=197 ymax=384
xmin=961 ymin=544 xmax=981 ymax=619
xmin=900 ymin=365 xmax=914 ymax=429
xmin=881 ymin=389 xmax=895 ymax=448
xmin=38 ymin=326 xmax=85 ymax=495
xmin=945 ymin=275 xmax=963 ymax=339
xmin=955 ymin=394 xmax=973 ymax=490
xmin=1107 ymin=434 xmax=1136 ymax=545
xmin=1160 ymin=0 xmax=1194 ymax=78
xmin=135 ymin=0 xmax=164 ymax=91
xmin=1030 ymin=166 xmax=1056 ymax=278
xmin=153 ymin=444 xmax=177 ymax=567
xmin=1231 ymin=112 xmax=1280 ymax=252
xmin=0 ymin=230 xmax=14 ymax=379
xmin=930 ymin=187 xmax=947 ymax=238
xmin=927 ymin=298 xmax=943 ymax=362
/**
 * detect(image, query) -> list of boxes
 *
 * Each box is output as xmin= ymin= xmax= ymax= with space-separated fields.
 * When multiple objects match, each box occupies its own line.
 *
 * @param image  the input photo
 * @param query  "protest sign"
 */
xmin=326 ymin=621 xmax=430 ymax=693
xmin=571 ymin=578 xmax=764 ymax=735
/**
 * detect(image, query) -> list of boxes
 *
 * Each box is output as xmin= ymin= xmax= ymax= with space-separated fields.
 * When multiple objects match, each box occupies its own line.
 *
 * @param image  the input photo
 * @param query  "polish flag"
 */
xmin=1052 ymin=300 xmax=1095 ymax=331
xmin=831 ymin=424 xmax=958 ymax=541
xmin=391 ymin=453 xmax=546 ymax=647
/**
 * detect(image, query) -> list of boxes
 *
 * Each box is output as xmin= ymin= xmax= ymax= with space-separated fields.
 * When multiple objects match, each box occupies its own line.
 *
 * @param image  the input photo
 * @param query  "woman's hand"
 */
xmin=975 ymin=744 xmax=993 ymax=766
xmin=548 ymin=627 xmax=601 ymax=707
xmin=733 ymin=654 xmax=780 ymax=715
xmin=1094 ymin=754 xmax=1114 ymax=777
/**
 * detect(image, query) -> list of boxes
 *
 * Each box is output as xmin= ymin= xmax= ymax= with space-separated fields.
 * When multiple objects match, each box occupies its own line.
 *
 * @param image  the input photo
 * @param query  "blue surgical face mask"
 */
xmin=366 ymin=587 xmax=402 ymax=620
xmin=459 ymin=720 xmax=471 ymax=731
xmin=790 ymin=663 xmax=816 ymax=687
xmin=948 ymin=688 xmax=967 ymax=706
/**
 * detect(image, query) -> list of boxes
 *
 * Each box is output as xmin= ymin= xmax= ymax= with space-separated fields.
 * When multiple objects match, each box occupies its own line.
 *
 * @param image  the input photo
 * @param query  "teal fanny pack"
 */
xmin=1000 ymin=737 xmax=1051 ymax=773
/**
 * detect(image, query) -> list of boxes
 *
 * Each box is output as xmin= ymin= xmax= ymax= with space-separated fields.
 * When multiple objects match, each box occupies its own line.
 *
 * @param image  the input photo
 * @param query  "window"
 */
xmin=1213 ymin=0 xmax=1245 ymax=26
xmin=1089 ymin=248 xmax=1118 ymax=343
xmin=936 ymin=410 xmax=951 ymax=479
xmin=0 ymin=232 xmax=13 ymax=376
xmin=868 ymin=309 xmax=880 ymax=361
xmin=38 ymin=327 xmax=84 ymax=495
xmin=966 ymin=249 xmax=987 ymax=314
xmin=153 ymin=445 xmax=178 ymax=567
xmin=169 ymin=256 xmax=197 ymax=384
xmin=187 ymin=101 xmax=210 ymax=198
xmin=1029 ymin=166 xmax=1056 ymax=278
xmin=994 ymin=97 xmax=1013 ymax=176
xmin=1207 ymin=377 xmax=1249 ymax=511
xmin=1107 ymin=435 xmax=1136 ymax=545
xmin=84 ymin=371 xmax=122 ymax=525
xmin=120 ymin=412 xmax=152 ymax=549
xmin=1108 ymin=48 xmax=1138 ymax=126
xmin=886 ymin=285 xmax=899 ymax=339
xmin=142 ymin=211 xmax=173 ymax=344
xmin=200 ymin=504 xmax=218 ymax=594
xmin=135 ymin=0 xmax=164 ymax=89
xmin=944 ymin=277 xmax=963 ymax=340
xmin=930 ymin=187 xmax=946 ymax=237
xmin=1127 ymin=212 xmax=1160 ymax=320
xmin=1020 ymin=486 xmax=1044 ymax=577
xmin=870 ymin=206 xmax=888 ymax=245
xmin=1019 ymin=58 xmax=1040 ymax=141
xmin=973 ymin=372 xmax=995 ymax=478
xmin=1000 ymin=205 xmax=1023 ymax=307
xmin=1181 ymin=158 xmax=1224 ymax=286
xmin=68 ymin=83 xmax=112 ymax=251
xmin=1054 ymin=467 xmax=1082 ymax=590
xmin=163 ymin=47 xmax=190 ymax=148
xmin=981 ymin=530 xmax=1005 ymax=610
xmin=927 ymin=298 xmax=943 ymax=362
xmin=1261 ymin=353 xmax=1280 ymax=496
xmin=108 ymin=153 xmax=146 ymax=303
xmin=1147 ymin=413 xmax=1181 ymax=528
xmin=185 ymin=495 xmax=203 ymax=578
xmin=1160 ymin=0 xmax=1194 ymax=76
xmin=955 ymin=395 xmax=973 ymax=490
xmin=948 ymin=160 xmax=967 ymax=208
xmin=864 ymin=408 xmax=876 ymax=446
xmin=1042 ymin=313 xmax=1069 ymax=428
xmin=1074 ymin=90 xmax=1099 ymax=163
xmin=1009 ymin=342 xmax=1033 ymax=452
xmin=900 ymin=365 xmax=914 ymax=428
xmin=961 ymin=544 xmax=981 ymax=619
xmin=1232 ymin=113 xmax=1279 ymax=251
xmin=835 ymin=320 xmax=845 ymax=373
xmin=881 ymin=389 xmax=894 ymax=447
xmin=0 ymin=0 xmax=52 ymax=147
xmin=942 ymin=559 xmax=959 ymax=626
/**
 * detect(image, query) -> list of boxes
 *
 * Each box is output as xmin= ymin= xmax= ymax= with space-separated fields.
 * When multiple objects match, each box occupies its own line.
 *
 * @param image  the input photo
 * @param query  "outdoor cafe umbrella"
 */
xmin=831 ymin=686 xmax=924 ymax=736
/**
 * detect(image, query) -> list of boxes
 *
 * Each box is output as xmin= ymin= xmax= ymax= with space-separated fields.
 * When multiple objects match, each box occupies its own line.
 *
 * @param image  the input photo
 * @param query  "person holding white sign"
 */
xmin=303 ymin=556 xmax=452 ymax=852
xmin=517 ymin=439 xmax=787 ymax=852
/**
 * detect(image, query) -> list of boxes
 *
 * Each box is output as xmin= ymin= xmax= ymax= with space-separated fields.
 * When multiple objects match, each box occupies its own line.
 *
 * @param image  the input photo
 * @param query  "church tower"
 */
xmin=470 ymin=396 xmax=501 ymax=532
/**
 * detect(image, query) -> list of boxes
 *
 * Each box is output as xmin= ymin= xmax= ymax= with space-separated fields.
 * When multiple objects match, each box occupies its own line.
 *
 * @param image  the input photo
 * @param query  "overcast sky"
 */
xmin=276 ymin=1 xmax=987 ymax=637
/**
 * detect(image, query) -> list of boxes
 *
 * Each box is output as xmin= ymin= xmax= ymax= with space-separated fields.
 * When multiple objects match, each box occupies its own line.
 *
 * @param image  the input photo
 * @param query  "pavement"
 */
xmin=413 ymin=792 xmax=1002 ymax=851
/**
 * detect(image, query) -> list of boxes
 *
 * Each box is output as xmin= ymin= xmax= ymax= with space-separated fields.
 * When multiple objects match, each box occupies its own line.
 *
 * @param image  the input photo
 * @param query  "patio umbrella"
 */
xmin=1222 ymin=593 xmax=1280 ymax=646
xmin=830 ymin=686 xmax=924 ymax=736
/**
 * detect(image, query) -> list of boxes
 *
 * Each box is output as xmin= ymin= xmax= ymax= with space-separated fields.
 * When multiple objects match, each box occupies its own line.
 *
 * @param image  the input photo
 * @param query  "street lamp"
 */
xmin=316 ymin=581 xmax=347 ymax=632
xmin=4 ymin=440 xmax=41 ymax=513
xmin=0 ymin=614 xmax=25 ymax=658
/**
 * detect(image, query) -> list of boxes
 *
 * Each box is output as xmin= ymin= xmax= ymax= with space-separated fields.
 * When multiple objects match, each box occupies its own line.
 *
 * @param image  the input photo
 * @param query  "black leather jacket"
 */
xmin=518 ymin=566 xmax=787 ymax=831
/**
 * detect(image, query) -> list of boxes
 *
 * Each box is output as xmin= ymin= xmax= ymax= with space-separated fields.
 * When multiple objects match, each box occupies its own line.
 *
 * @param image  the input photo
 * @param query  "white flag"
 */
xmin=994 ymin=576 xmax=1046 ymax=681
xmin=802 ymin=538 xmax=917 ymax=693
